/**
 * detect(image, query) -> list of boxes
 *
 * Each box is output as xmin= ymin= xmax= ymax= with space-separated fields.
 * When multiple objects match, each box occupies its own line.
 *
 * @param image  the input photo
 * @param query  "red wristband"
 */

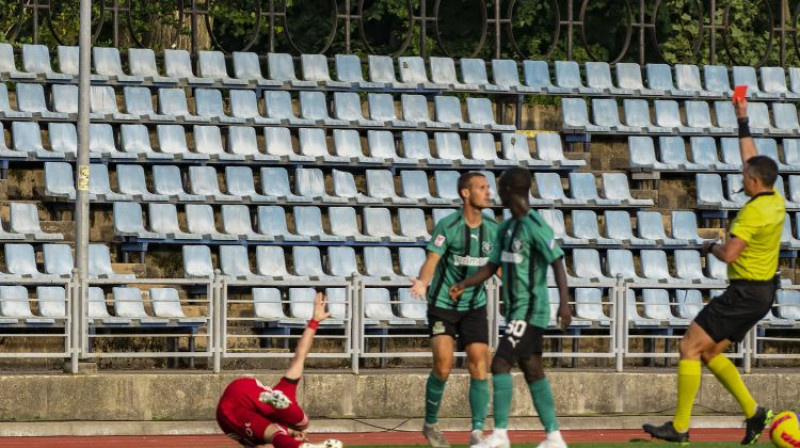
xmin=307 ymin=319 xmax=319 ymax=330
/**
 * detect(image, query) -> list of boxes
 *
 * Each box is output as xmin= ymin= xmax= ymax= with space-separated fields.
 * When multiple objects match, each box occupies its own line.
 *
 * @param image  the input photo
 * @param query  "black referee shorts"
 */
xmin=694 ymin=276 xmax=779 ymax=343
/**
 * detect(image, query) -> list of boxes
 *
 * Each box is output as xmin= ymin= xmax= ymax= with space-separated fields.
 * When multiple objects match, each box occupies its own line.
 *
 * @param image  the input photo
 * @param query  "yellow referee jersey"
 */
xmin=727 ymin=188 xmax=785 ymax=281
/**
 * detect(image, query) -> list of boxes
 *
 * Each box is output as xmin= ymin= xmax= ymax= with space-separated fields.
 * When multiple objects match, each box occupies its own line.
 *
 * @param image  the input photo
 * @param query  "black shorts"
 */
xmin=495 ymin=320 xmax=545 ymax=364
xmin=694 ymin=277 xmax=779 ymax=343
xmin=427 ymin=306 xmax=489 ymax=347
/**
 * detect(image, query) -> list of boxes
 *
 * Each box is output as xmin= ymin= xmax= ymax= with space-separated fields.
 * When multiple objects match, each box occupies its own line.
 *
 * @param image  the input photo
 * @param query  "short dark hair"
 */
xmin=498 ymin=167 xmax=532 ymax=197
xmin=746 ymin=155 xmax=778 ymax=187
xmin=457 ymin=172 xmax=486 ymax=199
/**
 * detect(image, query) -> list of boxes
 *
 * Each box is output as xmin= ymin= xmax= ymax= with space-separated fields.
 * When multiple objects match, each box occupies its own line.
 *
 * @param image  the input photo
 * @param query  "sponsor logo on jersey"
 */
xmin=434 ymin=235 xmax=446 ymax=247
xmin=432 ymin=321 xmax=446 ymax=335
xmin=512 ymin=238 xmax=523 ymax=253
xmin=482 ymin=241 xmax=492 ymax=255
xmin=453 ymin=255 xmax=489 ymax=267
xmin=500 ymin=251 xmax=524 ymax=264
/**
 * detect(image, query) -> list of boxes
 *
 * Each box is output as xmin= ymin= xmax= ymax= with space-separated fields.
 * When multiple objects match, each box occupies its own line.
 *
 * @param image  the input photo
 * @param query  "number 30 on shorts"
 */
xmin=505 ymin=320 xmax=528 ymax=338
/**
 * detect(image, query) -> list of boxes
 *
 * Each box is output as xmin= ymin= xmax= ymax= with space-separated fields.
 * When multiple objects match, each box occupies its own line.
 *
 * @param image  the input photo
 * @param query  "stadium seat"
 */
xmin=330 ymin=169 xmax=376 ymax=204
xmin=158 ymin=124 xmax=207 ymax=159
xmin=535 ymin=172 xmax=579 ymax=206
xmin=364 ymin=170 xmax=414 ymax=205
xmin=327 ymin=246 xmax=359 ymax=278
xmin=760 ymin=66 xmax=795 ymax=98
xmin=333 ymin=129 xmax=381 ymax=164
xmin=572 ymin=249 xmax=615 ymax=283
xmin=229 ymin=90 xmax=274 ymax=125
xmin=467 ymin=133 xmax=512 ymax=167
xmin=606 ymin=249 xmax=646 ymax=282
xmin=570 ymin=210 xmax=619 ymax=246
xmin=264 ymin=53 xmax=307 ymax=86
xmin=605 ymin=210 xmax=655 ymax=246
xmin=295 ymin=168 xmax=347 ymax=204
xmin=603 ymin=173 xmax=653 ymax=206
xmin=574 ymin=288 xmax=611 ymax=325
xmin=195 ymin=125 xmax=244 ymax=161
xmin=300 ymin=54 xmax=342 ymax=88
xmin=655 ymin=100 xmax=699 ymax=134
xmin=397 ymin=208 xmax=430 ymax=241
xmin=150 ymin=288 xmax=205 ymax=323
xmin=43 ymin=244 xmax=73 ymax=278
xmin=219 ymin=245 xmax=259 ymax=280
xmin=674 ymin=64 xmax=712 ymax=97
xmin=120 ymin=124 xmax=168 ymax=160
xmin=112 ymin=287 xmax=168 ymax=324
xmin=147 ymin=204 xmax=202 ymax=240
xmin=164 ymin=49 xmax=212 ymax=85
xmin=398 ymin=289 xmax=427 ymax=321
xmin=264 ymin=127 xmax=312 ymax=162
xmin=299 ymin=128 xmax=348 ymax=163
xmin=628 ymin=136 xmax=678 ymax=171
xmin=253 ymin=288 xmax=289 ymax=323
xmin=255 ymin=246 xmax=307 ymax=280
xmin=185 ymin=204 xmax=237 ymax=241
xmin=623 ymin=99 xmax=669 ymax=133
xmin=535 ymin=133 xmax=585 ymax=167
xmin=399 ymin=55 xmax=443 ymax=89
xmin=12 ymin=121 xmax=54 ymax=158
xmin=51 ymin=84 xmax=78 ymax=116
xmin=327 ymin=207 xmax=378 ymax=243
xmin=17 ymin=83 xmax=66 ymax=119
xmin=221 ymin=204 xmax=270 ymax=241
xmin=642 ymin=289 xmax=688 ymax=325
xmin=224 ymin=167 xmax=274 ymax=203
xmin=229 ymin=51 xmax=276 ymax=87
xmin=257 ymin=206 xmax=306 ymax=241
xmin=153 ymin=165 xmax=204 ymax=202
xmin=647 ymin=63 xmax=691 ymax=96
xmin=556 ymin=60 xmax=599 ymax=94
xmin=195 ymin=89 xmax=241 ymax=124
xmin=293 ymin=246 xmax=340 ymax=280
xmin=113 ymin=202 xmax=164 ymax=239
xmin=671 ymin=211 xmax=710 ymax=246
xmin=9 ymin=203 xmax=61 ymax=240
xmin=616 ymin=62 xmax=661 ymax=96
xmin=334 ymin=92 xmax=381 ymax=127
xmin=685 ymin=101 xmax=729 ymax=134
xmin=674 ymin=290 xmax=704 ymax=320
xmin=586 ymin=61 xmax=630 ymax=95
xmin=689 ymin=136 xmax=735 ymax=171
xmin=22 ymin=44 xmax=71 ymax=81
xmin=593 ymin=98 xmax=638 ymax=133
xmin=494 ymin=59 xmax=532 ymax=92
xmin=183 ymin=245 xmax=213 ymax=278
xmin=300 ymin=91 xmax=346 ymax=126
xmin=430 ymin=56 xmax=473 ymax=90
xmin=636 ymin=211 xmax=687 ymax=247
xmin=462 ymin=58 xmax=506 ymax=91
xmin=128 ymin=48 xmax=175 ymax=84
xmin=364 ymin=55 xmax=399 ymax=88
xmin=402 ymin=94 xmax=444 ymax=128
xmin=398 ymin=170 xmax=446 ymax=205
xmin=260 ymin=167 xmax=310 ymax=203
xmin=368 ymin=93 xmax=415 ymax=128
xmin=733 ymin=66 xmax=780 ymax=100
xmin=363 ymin=207 xmax=415 ymax=243
xmin=570 ymin=172 xmax=621 ymax=206
xmin=5 ymin=244 xmax=48 ymax=278
xmin=640 ymin=250 xmax=673 ymax=282
xmin=675 ymin=250 xmax=722 ymax=284
xmin=776 ymin=290 xmax=800 ymax=322
xmin=189 ymin=166 xmax=238 ymax=202
xmin=0 ymin=285 xmax=54 ymax=324
xmin=363 ymin=247 xmax=402 ymax=279
xmin=364 ymin=288 xmax=413 ymax=325
xmin=562 ymin=98 xmax=609 ymax=133
xmin=434 ymin=132 xmax=476 ymax=167
xmin=294 ymin=206 xmax=343 ymax=242
xmin=36 ymin=286 xmax=66 ymax=320
xmin=703 ymin=65 xmax=732 ymax=96
xmin=696 ymin=174 xmax=738 ymax=209
xmin=90 ymin=244 xmax=135 ymax=280
xmin=772 ymin=103 xmax=800 ymax=134
xmin=198 ymin=50 xmax=247 ymax=86
xmin=540 ymin=209 xmax=586 ymax=246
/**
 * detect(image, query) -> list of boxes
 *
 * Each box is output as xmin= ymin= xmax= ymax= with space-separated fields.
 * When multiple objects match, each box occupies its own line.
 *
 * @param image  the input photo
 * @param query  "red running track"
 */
xmin=0 ymin=428 xmax=751 ymax=447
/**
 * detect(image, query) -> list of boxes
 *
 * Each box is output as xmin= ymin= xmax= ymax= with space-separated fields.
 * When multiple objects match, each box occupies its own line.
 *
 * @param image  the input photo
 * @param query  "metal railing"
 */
xmin=2 ymin=274 xmax=797 ymax=373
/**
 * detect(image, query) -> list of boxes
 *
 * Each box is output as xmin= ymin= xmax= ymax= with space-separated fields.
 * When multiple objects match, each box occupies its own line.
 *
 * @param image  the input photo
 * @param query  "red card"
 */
xmin=733 ymin=85 xmax=748 ymax=100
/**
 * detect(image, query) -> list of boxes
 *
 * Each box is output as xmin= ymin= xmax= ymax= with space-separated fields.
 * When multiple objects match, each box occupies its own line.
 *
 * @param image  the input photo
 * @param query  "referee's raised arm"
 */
xmin=733 ymin=97 xmax=757 ymax=166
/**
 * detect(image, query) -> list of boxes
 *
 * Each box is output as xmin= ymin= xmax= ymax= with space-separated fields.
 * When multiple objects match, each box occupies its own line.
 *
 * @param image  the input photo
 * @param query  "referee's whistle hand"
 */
xmin=558 ymin=306 xmax=572 ymax=331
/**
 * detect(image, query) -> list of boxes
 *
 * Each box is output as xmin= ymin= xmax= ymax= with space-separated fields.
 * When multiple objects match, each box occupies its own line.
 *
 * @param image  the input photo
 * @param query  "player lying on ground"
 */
xmin=643 ymin=96 xmax=782 ymax=446
xmin=216 ymin=293 xmax=343 ymax=448
xmin=410 ymin=172 xmax=499 ymax=448
xmin=451 ymin=167 xmax=571 ymax=448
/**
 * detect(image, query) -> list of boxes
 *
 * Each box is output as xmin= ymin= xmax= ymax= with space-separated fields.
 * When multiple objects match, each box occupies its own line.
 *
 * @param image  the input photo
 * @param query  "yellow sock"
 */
xmin=706 ymin=354 xmax=757 ymax=418
xmin=673 ymin=360 xmax=702 ymax=433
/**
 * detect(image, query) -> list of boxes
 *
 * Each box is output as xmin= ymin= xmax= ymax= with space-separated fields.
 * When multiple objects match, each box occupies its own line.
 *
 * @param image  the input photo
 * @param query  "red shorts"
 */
xmin=216 ymin=377 xmax=309 ymax=446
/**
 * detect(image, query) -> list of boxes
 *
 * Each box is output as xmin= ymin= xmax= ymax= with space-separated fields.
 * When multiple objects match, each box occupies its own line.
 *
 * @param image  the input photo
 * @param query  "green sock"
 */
xmin=529 ymin=378 xmax=559 ymax=433
xmin=492 ymin=373 xmax=513 ymax=429
xmin=425 ymin=372 xmax=447 ymax=424
xmin=469 ymin=378 xmax=490 ymax=430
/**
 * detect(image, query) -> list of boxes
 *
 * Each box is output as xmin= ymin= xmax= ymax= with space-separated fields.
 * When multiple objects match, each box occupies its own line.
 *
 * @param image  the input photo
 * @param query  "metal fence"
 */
xmin=1 ymin=274 xmax=795 ymax=373
xmin=7 ymin=0 xmax=800 ymax=66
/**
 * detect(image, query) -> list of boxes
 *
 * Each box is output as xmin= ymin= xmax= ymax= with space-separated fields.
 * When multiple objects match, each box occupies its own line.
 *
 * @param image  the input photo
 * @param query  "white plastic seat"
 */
xmin=148 ymin=203 xmax=200 ymax=240
xmin=153 ymin=165 xmax=204 ymax=202
xmin=183 ymin=245 xmax=214 ymax=278
xmin=221 ymin=204 xmax=271 ymax=241
xmin=113 ymin=287 xmax=168 ymax=324
xmin=90 ymin=244 xmax=135 ymax=280
xmin=9 ymin=203 xmax=62 ymax=240
xmin=185 ymin=204 xmax=237 ymax=241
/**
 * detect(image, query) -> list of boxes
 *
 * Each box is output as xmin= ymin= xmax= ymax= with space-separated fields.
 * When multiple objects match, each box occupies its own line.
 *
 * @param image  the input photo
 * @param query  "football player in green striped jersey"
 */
xmin=451 ymin=167 xmax=571 ymax=448
xmin=410 ymin=172 xmax=499 ymax=448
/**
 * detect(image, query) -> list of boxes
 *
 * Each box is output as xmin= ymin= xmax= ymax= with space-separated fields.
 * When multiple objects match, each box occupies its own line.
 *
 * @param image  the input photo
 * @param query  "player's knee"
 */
xmin=679 ymin=336 xmax=700 ymax=359
xmin=491 ymin=356 xmax=512 ymax=375
xmin=432 ymin=364 xmax=452 ymax=380
xmin=519 ymin=357 xmax=545 ymax=383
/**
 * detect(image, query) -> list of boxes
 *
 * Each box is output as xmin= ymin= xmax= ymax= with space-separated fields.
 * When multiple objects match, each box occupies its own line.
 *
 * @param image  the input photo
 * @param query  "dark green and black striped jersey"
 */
xmin=426 ymin=211 xmax=499 ymax=311
xmin=489 ymin=209 xmax=564 ymax=328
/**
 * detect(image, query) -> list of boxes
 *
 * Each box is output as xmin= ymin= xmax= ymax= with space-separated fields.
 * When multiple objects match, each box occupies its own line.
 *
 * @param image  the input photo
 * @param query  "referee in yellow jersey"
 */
xmin=643 ymin=96 xmax=784 ymax=445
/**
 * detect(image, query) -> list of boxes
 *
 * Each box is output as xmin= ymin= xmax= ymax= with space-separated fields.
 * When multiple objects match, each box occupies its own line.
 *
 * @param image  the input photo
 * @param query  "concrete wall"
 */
xmin=0 ymin=370 xmax=797 ymax=423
